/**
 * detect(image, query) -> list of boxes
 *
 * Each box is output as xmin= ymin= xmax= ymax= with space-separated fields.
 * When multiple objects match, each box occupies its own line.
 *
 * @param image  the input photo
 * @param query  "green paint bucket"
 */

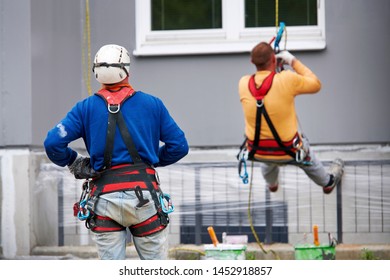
xmin=294 ymin=244 xmax=336 ymax=260
xmin=204 ymin=244 xmax=247 ymax=260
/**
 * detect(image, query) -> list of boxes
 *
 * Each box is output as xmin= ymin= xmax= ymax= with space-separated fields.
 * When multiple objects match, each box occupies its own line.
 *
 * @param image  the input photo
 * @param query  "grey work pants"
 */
xmin=93 ymin=190 xmax=168 ymax=260
xmin=260 ymin=136 xmax=331 ymax=188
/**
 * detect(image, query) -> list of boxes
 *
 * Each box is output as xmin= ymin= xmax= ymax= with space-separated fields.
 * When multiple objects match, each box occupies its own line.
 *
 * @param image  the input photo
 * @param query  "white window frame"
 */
xmin=134 ymin=0 xmax=325 ymax=56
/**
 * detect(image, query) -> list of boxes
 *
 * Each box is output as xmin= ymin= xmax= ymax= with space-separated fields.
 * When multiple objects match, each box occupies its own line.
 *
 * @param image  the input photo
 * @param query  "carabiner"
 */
xmin=77 ymin=198 xmax=91 ymax=221
xmin=160 ymin=193 xmax=174 ymax=214
xmin=77 ymin=180 xmax=91 ymax=221
xmin=274 ymin=22 xmax=286 ymax=52
xmin=239 ymin=158 xmax=249 ymax=184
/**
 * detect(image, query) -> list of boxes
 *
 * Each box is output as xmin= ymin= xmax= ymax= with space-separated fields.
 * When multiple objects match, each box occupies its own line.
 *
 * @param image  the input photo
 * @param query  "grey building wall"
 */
xmin=0 ymin=0 xmax=390 ymax=150
xmin=0 ymin=0 xmax=32 ymax=146
xmin=1 ymin=0 xmax=389 ymax=149
xmin=31 ymin=0 xmax=83 ymax=147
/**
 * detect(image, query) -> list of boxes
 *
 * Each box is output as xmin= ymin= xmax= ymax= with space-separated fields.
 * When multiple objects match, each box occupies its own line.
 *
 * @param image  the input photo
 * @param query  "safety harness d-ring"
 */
xmin=108 ymin=104 xmax=120 ymax=114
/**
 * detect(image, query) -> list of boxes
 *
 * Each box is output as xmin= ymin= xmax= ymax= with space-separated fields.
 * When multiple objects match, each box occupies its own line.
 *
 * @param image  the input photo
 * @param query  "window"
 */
xmin=151 ymin=0 xmax=222 ymax=30
xmin=134 ymin=0 xmax=325 ymax=56
xmin=245 ymin=0 xmax=318 ymax=27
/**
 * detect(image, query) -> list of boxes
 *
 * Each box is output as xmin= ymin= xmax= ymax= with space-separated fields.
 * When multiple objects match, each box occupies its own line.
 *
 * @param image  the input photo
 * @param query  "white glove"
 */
xmin=276 ymin=50 xmax=295 ymax=66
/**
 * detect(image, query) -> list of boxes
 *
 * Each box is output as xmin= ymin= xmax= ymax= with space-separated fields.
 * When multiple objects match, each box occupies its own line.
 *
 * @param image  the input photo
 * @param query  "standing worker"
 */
xmin=238 ymin=42 xmax=344 ymax=194
xmin=44 ymin=44 xmax=189 ymax=259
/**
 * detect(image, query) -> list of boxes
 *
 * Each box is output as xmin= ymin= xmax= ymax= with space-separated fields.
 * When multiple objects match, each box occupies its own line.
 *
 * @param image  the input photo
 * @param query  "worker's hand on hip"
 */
xmin=276 ymin=50 xmax=295 ymax=66
xmin=68 ymin=154 xmax=100 ymax=179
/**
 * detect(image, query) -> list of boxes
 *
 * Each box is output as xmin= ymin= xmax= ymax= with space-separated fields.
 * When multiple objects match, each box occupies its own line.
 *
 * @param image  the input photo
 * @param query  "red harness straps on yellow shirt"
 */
xmin=247 ymin=72 xmax=299 ymax=160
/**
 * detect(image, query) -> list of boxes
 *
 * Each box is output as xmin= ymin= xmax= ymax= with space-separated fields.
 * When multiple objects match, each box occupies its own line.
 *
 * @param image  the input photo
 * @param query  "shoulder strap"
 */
xmin=96 ymin=87 xmax=136 ymax=170
xmin=97 ymin=86 xmax=135 ymax=106
xmin=248 ymin=71 xmax=276 ymax=100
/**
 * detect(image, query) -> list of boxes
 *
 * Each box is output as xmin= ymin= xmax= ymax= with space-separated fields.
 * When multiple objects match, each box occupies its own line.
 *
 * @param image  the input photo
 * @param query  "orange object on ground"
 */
xmin=313 ymin=225 xmax=320 ymax=246
xmin=207 ymin=226 xmax=219 ymax=247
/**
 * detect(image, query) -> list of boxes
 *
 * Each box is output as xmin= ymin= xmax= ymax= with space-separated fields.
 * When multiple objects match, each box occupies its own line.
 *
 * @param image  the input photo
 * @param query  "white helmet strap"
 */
xmin=93 ymin=62 xmax=130 ymax=76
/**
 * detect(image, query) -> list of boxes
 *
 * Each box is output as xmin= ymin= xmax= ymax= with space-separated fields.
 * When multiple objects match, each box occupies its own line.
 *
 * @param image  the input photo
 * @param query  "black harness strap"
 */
xmin=116 ymin=110 xmax=165 ymax=219
xmin=88 ymin=215 xmax=126 ymax=233
xmin=102 ymin=108 xmax=117 ymax=170
xmin=116 ymin=111 xmax=144 ymax=164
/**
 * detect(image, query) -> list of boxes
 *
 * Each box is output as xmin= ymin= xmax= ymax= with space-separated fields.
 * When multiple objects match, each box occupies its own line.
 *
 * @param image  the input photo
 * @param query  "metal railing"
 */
xmin=158 ymin=160 xmax=390 ymax=245
xmin=52 ymin=159 xmax=390 ymax=246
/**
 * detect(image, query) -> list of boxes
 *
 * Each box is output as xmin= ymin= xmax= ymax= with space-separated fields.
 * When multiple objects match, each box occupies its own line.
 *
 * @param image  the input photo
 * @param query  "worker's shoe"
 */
xmin=267 ymin=183 xmax=279 ymax=193
xmin=323 ymin=158 xmax=344 ymax=194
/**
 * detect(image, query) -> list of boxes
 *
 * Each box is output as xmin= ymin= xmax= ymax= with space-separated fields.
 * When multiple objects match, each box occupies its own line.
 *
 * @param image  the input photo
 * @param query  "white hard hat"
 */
xmin=93 ymin=44 xmax=130 ymax=84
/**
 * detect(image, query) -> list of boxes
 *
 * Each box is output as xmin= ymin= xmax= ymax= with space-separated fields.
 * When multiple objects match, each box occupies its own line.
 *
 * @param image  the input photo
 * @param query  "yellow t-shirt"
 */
xmin=238 ymin=60 xmax=321 ymax=160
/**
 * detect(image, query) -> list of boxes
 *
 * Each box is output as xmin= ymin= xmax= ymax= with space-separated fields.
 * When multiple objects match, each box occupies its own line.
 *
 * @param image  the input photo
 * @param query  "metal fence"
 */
xmin=157 ymin=160 xmax=390 ymax=245
xmin=51 ymin=159 xmax=390 ymax=246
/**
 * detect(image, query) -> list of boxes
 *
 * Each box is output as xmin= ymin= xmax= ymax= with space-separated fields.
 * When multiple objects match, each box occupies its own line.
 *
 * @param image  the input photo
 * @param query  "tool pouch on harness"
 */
xmin=73 ymin=87 xmax=171 ymax=237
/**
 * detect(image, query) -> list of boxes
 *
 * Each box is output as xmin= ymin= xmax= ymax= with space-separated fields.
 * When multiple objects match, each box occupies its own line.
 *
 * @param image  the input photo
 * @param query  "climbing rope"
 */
xmin=274 ymin=0 xmax=287 ymax=53
xmin=275 ymin=0 xmax=279 ymax=28
xmin=247 ymin=161 xmax=280 ymax=259
xmin=82 ymin=0 xmax=92 ymax=96
xmin=244 ymin=4 xmax=285 ymax=257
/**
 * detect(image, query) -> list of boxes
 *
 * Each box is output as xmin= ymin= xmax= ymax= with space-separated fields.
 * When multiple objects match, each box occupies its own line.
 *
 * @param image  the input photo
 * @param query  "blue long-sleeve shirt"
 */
xmin=44 ymin=91 xmax=189 ymax=171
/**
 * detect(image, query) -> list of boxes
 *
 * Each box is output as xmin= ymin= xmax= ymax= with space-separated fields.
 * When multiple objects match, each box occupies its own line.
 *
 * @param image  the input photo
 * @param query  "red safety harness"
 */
xmin=245 ymin=72 xmax=301 ymax=161
xmin=84 ymin=87 xmax=169 ymax=237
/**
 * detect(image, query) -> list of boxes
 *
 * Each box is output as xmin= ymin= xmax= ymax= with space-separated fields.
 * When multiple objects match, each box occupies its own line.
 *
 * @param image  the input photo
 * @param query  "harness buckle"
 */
xmin=295 ymin=148 xmax=306 ymax=163
xmin=154 ymin=169 xmax=160 ymax=185
xmin=292 ymin=135 xmax=301 ymax=149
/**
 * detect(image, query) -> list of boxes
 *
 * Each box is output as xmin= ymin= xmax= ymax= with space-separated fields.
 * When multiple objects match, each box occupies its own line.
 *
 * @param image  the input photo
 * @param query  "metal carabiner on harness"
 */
xmin=77 ymin=199 xmax=91 ymax=221
xmin=77 ymin=180 xmax=92 ymax=221
xmin=238 ymin=148 xmax=249 ymax=184
xmin=239 ymin=158 xmax=249 ymax=184
xmin=159 ymin=193 xmax=174 ymax=214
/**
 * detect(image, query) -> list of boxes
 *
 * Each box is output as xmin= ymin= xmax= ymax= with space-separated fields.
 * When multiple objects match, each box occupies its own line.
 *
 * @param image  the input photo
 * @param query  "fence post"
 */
xmin=58 ymin=177 xmax=64 ymax=246
xmin=265 ymin=188 xmax=273 ymax=244
xmin=336 ymin=180 xmax=343 ymax=244
xmin=195 ymin=167 xmax=202 ymax=245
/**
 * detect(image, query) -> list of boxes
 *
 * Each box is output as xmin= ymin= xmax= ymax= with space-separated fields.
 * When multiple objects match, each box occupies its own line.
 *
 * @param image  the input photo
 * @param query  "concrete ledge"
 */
xmin=22 ymin=243 xmax=390 ymax=260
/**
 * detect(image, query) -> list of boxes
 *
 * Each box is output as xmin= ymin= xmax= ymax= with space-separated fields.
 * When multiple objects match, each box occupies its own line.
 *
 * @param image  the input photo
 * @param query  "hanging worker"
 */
xmin=238 ymin=42 xmax=344 ymax=194
xmin=44 ymin=44 xmax=189 ymax=259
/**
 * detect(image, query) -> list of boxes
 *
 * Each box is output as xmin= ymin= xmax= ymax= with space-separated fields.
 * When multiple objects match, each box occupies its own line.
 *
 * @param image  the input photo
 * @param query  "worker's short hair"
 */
xmin=251 ymin=42 xmax=274 ymax=70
